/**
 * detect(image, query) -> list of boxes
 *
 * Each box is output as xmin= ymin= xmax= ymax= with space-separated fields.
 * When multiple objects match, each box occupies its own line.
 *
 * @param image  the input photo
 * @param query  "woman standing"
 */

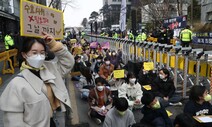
xmin=0 ymin=32 xmax=74 ymax=127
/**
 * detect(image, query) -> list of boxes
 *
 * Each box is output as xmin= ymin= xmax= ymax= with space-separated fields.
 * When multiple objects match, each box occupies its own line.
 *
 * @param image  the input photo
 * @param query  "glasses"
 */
xmin=27 ymin=52 xmax=46 ymax=58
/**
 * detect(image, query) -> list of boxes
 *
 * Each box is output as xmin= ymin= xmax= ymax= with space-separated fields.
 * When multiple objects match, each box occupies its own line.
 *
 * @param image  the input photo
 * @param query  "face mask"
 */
xmin=97 ymin=59 xmax=101 ymax=62
xmin=117 ymin=110 xmax=126 ymax=116
xmin=26 ymin=54 xmax=45 ymax=68
xmin=106 ymin=61 xmax=110 ymax=65
xmin=143 ymin=71 xmax=148 ymax=75
xmin=159 ymin=74 xmax=165 ymax=79
xmin=77 ymin=60 xmax=81 ymax=63
xmin=97 ymin=86 xmax=104 ymax=91
xmin=204 ymin=94 xmax=212 ymax=102
xmin=152 ymin=100 xmax=161 ymax=109
xmin=112 ymin=53 xmax=116 ymax=56
xmin=129 ymin=78 xmax=136 ymax=84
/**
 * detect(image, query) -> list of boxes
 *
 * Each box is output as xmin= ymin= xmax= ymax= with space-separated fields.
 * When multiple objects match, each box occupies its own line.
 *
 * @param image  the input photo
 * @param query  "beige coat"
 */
xmin=0 ymin=47 xmax=74 ymax=127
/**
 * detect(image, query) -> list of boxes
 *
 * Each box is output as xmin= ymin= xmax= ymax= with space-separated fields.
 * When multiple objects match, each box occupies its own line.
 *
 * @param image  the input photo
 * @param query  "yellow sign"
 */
xmin=143 ymin=62 xmax=154 ymax=71
xmin=20 ymin=0 xmax=63 ymax=39
xmin=113 ymin=70 xmax=125 ymax=79
xmin=142 ymin=85 xmax=151 ymax=90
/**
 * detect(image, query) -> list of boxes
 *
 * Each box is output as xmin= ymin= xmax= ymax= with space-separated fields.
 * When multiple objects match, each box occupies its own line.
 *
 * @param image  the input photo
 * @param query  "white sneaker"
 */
xmin=94 ymin=118 xmax=101 ymax=125
xmin=169 ymin=102 xmax=182 ymax=106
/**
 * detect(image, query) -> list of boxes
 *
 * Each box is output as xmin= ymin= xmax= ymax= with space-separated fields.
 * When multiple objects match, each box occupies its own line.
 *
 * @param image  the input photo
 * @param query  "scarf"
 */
xmin=20 ymin=61 xmax=45 ymax=71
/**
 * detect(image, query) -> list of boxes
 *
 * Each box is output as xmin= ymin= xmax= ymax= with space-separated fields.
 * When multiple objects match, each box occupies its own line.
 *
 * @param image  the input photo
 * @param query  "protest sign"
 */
xmin=113 ymin=70 xmax=125 ymax=79
xmin=20 ymin=0 xmax=63 ymax=39
xmin=143 ymin=62 xmax=154 ymax=71
xmin=101 ymin=42 xmax=110 ymax=49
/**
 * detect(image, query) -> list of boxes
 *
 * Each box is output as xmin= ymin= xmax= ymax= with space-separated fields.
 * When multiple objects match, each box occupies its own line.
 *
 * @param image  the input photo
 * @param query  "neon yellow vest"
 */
xmin=4 ymin=35 xmax=14 ymax=50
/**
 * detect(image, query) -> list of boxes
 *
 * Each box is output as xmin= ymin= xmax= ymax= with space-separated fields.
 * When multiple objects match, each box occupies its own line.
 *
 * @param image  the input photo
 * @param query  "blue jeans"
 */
xmin=157 ymin=93 xmax=182 ymax=107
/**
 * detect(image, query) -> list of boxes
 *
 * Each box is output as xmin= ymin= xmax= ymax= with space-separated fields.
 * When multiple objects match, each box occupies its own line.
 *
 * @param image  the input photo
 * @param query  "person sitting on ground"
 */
xmin=94 ymin=55 xmax=103 ymax=74
xmin=138 ymin=65 xmax=157 ymax=86
xmin=88 ymin=77 xmax=113 ymax=125
xmin=108 ymin=63 xmax=125 ymax=100
xmin=118 ymin=72 xmax=143 ymax=109
xmin=140 ymin=92 xmax=173 ymax=127
xmin=151 ymin=68 xmax=182 ymax=107
xmin=103 ymin=97 xmax=136 ymax=127
xmin=72 ymin=55 xmax=86 ymax=81
xmin=79 ymin=66 xmax=95 ymax=99
xmin=98 ymin=57 xmax=114 ymax=81
xmin=109 ymin=50 xmax=119 ymax=67
xmin=183 ymin=85 xmax=212 ymax=127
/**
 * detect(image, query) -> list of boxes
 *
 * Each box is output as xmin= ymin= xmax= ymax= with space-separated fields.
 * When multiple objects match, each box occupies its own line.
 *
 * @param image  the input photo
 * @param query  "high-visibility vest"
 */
xmin=4 ymin=35 xmax=14 ymax=50
xmin=112 ymin=33 xmax=118 ymax=39
xmin=180 ymin=29 xmax=193 ymax=42
xmin=141 ymin=32 xmax=147 ymax=41
xmin=129 ymin=33 xmax=134 ymax=40
xmin=136 ymin=34 xmax=142 ymax=42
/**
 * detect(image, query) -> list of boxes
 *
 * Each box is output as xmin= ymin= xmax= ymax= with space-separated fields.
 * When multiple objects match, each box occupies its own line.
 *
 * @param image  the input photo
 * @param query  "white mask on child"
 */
xmin=129 ymin=78 xmax=136 ymax=84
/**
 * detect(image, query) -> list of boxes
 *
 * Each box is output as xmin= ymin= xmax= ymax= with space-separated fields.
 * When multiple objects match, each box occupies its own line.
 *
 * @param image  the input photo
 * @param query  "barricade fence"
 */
xmin=85 ymin=35 xmax=212 ymax=98
xmin=0 ymin=49 xmax=18 ymax=85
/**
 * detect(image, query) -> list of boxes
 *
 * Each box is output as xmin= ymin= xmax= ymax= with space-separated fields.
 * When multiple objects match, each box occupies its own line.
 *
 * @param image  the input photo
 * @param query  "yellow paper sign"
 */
xmin=143 ymin=62 xmax=154 ymax=71
xmin=20 ymin=0 xmax=63 ymax=39
xmin=166 ymin=110 xmax=173 ymax=117
xmin=142 ymin=85 xmax=151 ymax=90
xmin=113 ymin=70 xmax=125 ymax=79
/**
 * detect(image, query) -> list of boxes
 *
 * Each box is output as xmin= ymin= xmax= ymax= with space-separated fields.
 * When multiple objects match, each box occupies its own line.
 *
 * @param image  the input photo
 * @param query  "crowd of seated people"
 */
xmin=70 ymin=40 xmax=212 ymax=127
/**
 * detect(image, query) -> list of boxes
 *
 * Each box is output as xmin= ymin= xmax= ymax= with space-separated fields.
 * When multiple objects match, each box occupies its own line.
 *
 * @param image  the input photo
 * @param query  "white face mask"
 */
xmin=97 ymin=86 xmax=104 ymax=91
xmin=159 ymin=74 xmax=165 ymax=79
xmin=26 ymin=54 xmax=45 ymax=68
xmin=112 ymin=53 xmax=116 ymax=56
xmin=106 ymin=61 xmax=110 ymax=65
xmin=129 ymin=78 xmax=136 ymax=84
xmin=97 ymin=59 xmax=101 ymax=62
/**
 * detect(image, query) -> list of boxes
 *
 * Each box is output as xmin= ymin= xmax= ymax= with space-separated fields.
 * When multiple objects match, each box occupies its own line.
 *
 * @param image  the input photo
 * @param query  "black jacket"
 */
xmin=152 ymin=77 xmax=175 ymax=98
xmin=138 ymin=70 xmax=157 ymax=86
xmin=141 ymin=105 xmax=173 ymax=127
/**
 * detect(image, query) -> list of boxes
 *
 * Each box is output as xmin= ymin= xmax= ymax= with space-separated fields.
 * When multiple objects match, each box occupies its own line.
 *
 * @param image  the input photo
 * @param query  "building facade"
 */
xmin=0 ymin=0 xmax=20 ymax=43
xmin=201 ymin=0 xmax=212 ymax=23
xmin=102 ymin=0 xmax=131 ymax=28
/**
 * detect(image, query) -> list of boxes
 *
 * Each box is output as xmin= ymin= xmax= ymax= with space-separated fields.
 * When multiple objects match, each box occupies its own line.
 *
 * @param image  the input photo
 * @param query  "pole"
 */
xmin=191 ymin=0 xmax=193 ymax=27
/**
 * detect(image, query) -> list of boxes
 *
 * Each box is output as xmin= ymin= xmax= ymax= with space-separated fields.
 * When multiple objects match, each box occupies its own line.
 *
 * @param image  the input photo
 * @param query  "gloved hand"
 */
xmin=42 ymin=32 xmax=63 ymax=52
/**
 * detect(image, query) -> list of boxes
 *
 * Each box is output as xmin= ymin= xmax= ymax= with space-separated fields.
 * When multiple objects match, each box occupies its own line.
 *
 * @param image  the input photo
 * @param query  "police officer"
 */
xmin=4 ymin=31 xmax=14 ymax=50
xmin=112 ymin=30 xmax=118 ymax=39
xmin=128 ymin=30 xmax=134 ymax=41
xmin=180 ymin=25 xmax=193 ymax=47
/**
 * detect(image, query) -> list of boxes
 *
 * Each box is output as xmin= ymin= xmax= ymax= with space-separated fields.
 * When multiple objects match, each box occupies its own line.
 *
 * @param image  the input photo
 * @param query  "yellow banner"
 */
xmin=144 ymin=62 xmax=154 ymax=71
xmin=113 ymin=70 xmax=125 ymax=79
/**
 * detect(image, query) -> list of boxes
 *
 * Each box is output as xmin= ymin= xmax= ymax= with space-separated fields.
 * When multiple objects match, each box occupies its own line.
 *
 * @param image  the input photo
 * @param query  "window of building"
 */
xmin=112 ymin=0 xmax=116 ymax=2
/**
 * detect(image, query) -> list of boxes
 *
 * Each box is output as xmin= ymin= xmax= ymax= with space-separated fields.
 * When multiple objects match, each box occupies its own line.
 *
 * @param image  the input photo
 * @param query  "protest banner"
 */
xmin=20 ymin=0 xmax=63 ymax=39
xmin=101 ymin=42 xmax=110 ymax=49
xmin=113 ymin=70 xmax=125 ymax=79
xmin=144 ymin=62 xmax=154 ymax=71
xmin=90 ymin=42 xmax=98 ymax=48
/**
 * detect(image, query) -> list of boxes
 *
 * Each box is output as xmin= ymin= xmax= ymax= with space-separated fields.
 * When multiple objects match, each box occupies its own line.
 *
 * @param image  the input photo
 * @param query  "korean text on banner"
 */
xmin=144 ymin=62 xmax=154 ymax=71
xmin=113 ymin=70 xmax=125 ymax=79
xmin=20 ymin=0 xmax=63 ymax=39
